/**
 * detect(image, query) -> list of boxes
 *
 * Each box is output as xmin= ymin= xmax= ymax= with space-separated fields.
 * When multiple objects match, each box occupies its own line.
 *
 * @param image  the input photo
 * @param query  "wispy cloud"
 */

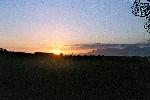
xmin=64 ymin=41 xmax=150 ymax=56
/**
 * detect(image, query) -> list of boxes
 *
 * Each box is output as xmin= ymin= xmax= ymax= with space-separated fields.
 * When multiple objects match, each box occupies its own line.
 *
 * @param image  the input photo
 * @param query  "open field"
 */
xmin=0 ymin=53 xmax=150 ymax=99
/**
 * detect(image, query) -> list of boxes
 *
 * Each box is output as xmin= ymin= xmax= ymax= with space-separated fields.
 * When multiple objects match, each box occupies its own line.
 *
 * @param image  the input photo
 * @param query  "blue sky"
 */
xmin=0 ymin=0 xmax=150 ymax=54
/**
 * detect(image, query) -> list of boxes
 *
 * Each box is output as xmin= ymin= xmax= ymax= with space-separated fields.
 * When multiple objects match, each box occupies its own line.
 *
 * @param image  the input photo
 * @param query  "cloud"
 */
xmin=64 ymin=42 xmax=150 ymax=56
xmin=86 ymin=43 xmax=150 ymax=56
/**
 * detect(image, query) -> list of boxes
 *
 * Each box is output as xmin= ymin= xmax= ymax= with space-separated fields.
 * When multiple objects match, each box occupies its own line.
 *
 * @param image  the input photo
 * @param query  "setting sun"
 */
xmin=54 ymin=50 xmax=61 ymax=55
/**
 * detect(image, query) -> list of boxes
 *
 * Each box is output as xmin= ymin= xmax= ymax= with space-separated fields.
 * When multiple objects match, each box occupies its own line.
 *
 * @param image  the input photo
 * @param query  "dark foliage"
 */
xmin=132 ymin=0 xmax=150 ymax=33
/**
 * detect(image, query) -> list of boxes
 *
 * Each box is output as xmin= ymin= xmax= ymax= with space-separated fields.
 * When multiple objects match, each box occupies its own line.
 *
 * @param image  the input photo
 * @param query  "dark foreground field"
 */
xmin=0 ymin=53 xmax=150 ymax=99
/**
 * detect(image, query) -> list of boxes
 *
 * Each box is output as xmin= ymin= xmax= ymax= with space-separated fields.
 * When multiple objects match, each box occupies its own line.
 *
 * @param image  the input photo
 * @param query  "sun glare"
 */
xmin=54 ymin=50 xmax=61 ymax=55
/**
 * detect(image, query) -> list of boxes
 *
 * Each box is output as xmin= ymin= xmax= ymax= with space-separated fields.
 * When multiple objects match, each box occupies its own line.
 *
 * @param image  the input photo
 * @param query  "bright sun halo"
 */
xmin=54 ymin=50 xmax=61 ymax=55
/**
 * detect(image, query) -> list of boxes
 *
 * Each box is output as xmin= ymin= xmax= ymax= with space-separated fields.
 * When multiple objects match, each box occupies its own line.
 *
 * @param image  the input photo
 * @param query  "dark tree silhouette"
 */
xmin=132 ymin=0 xmax=150 ymax=33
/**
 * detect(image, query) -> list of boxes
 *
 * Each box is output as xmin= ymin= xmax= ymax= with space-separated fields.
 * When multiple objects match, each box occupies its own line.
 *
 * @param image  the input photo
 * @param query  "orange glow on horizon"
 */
xmin=52 ymin=49 xmax=61 ymax=55
xmin=8 ymin=45 xmax=95 ymax=55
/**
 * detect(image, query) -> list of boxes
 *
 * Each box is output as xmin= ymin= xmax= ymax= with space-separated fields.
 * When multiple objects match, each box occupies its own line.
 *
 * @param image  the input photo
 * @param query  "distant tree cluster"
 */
xmin=0 ymin=48 xmax=7 ymax=52
xmin=132 ymin=0 xmax=150 ymax=33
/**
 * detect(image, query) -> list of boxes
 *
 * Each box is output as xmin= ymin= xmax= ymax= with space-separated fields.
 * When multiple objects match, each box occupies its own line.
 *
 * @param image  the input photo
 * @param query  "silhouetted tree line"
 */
xmin=1 ymin=48 xmax=150 ymax=60
xmin=0 ymin=48 xmax=7 ymax=52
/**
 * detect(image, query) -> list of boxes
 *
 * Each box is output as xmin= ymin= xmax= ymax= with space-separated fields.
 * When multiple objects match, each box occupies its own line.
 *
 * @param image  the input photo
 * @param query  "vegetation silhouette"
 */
xmin=132 ymin=0 xmax=150 ymax=33
xmin=0 ymin=48 xmax=150 ymax=99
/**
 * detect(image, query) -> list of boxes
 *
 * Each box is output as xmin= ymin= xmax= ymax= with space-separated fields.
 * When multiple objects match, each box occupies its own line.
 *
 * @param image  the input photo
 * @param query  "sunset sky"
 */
xmin=0 ymin=0 xmax=150 ymax=55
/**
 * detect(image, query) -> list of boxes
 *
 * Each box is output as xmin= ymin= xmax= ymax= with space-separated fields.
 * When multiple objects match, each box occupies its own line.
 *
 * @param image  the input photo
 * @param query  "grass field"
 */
xmin=0 ymin=53 xmax=150 ymax=99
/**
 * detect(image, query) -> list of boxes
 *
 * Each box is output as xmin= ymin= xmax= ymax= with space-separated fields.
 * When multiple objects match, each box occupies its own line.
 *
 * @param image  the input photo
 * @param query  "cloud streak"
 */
xmin=64 ymin=42 xmax=150 ymax=56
